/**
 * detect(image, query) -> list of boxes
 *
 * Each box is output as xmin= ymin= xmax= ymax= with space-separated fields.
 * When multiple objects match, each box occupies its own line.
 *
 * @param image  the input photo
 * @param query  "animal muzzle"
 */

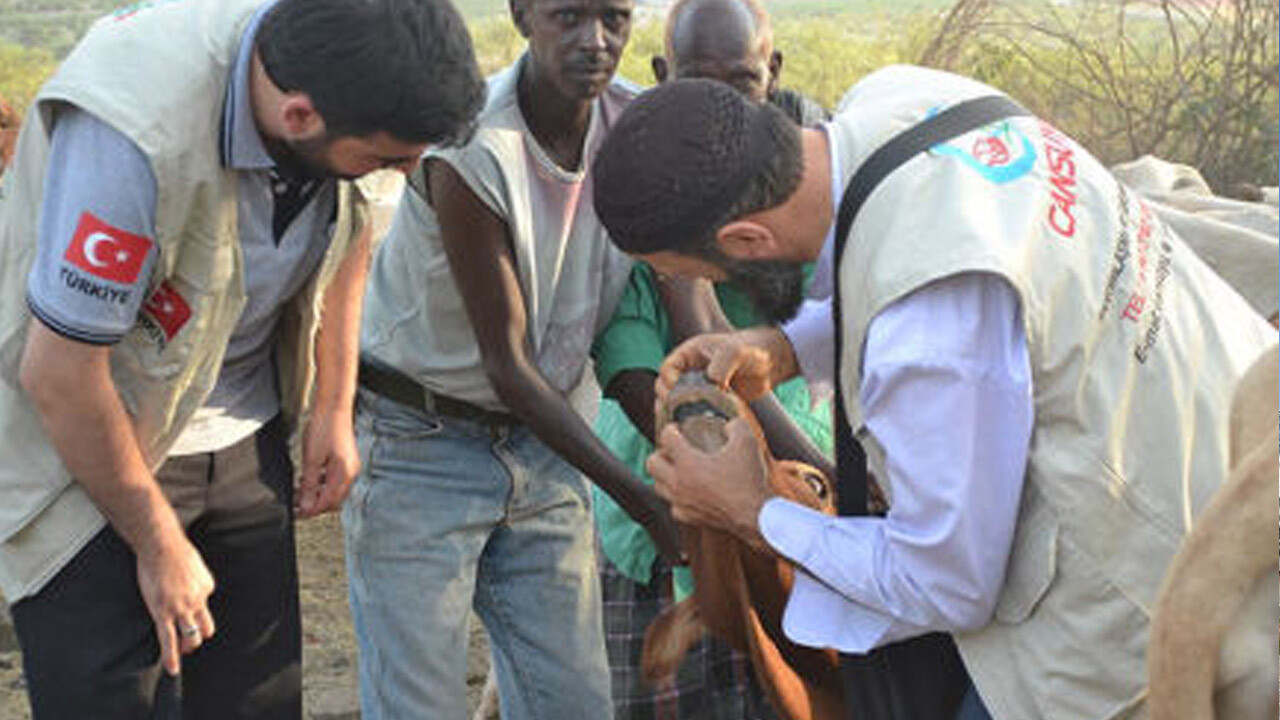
xmin=644 ymin=371 xmax=844 ymax=720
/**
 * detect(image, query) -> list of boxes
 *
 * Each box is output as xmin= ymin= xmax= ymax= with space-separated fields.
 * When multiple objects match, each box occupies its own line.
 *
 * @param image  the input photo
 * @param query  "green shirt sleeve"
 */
xmin=592 ymin=262 xmax=670 ymax=389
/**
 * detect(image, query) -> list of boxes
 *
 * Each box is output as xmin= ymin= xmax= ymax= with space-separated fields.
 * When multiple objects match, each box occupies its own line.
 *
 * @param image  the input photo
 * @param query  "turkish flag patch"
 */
xmin=142 ymin=281 xmax=191 ymax=341
xmin=64 ymin=211 xmax=153 ymax=284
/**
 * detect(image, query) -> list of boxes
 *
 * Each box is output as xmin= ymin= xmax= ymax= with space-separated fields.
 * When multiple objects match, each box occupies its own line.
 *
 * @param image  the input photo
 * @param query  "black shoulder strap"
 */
xmin=832 ymin=95 xmax=1030 ymax=517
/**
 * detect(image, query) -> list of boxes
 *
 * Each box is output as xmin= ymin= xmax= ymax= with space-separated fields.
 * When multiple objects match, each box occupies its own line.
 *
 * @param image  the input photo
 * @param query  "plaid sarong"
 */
xmin=600 ymin=554 xmax=778 ymax=720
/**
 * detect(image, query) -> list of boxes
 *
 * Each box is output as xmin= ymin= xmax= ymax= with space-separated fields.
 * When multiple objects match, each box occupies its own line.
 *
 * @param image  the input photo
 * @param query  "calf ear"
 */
xmin=641 ymin=599 xmax=706 ymax=683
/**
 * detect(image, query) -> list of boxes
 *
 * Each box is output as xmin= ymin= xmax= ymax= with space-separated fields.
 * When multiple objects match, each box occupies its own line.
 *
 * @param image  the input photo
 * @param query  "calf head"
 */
xmin=643 ymin=371 xmax=844 ymax=720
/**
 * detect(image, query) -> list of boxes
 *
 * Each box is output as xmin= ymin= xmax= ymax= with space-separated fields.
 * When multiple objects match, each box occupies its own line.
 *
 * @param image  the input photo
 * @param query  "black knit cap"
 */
xmin=592 ymin=78 xmax=779 ymax=255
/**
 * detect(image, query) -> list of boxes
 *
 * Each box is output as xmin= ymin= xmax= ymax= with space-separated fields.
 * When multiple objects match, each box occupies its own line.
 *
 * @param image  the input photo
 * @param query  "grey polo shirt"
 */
xmin=26 ymin=3 xmax=336 ymax=455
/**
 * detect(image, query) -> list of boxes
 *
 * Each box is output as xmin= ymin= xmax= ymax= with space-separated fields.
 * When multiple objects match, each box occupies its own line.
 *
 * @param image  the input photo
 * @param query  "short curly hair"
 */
xmin=592 ymin=78 xmax=803 ymax=256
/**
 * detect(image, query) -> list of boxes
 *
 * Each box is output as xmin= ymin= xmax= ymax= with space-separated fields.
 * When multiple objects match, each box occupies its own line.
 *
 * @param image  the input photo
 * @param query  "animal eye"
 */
xmin=802 ymin=471 xmax=828 ymax=500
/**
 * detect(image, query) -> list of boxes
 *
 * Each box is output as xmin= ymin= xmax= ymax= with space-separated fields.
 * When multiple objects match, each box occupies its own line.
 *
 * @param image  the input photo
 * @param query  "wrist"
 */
xmin=310 ymin=363 xmax=358 ymax=417
xmin=739 ymin=498 xmax=771 ymax=553
xmin=738 ymin=326 xmax=799 ymax=386
xmin=734 ymin=490 xmax=772 ymax=552
xmin=132 ymin=503 xmax=188 ymax=561
xmin=763 ymin=330 xmax=800 ymax=387
xmin=309 ymin=395 xmax=356 ymax=422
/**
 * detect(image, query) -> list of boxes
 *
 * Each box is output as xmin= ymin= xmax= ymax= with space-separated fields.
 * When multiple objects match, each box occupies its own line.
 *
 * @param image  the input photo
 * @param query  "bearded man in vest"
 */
xmin=590 ymin=1 xmax=836 ymax=716
xmin=589 ymin=74 xmax=1277 ymax=720
xmin=0 ymin=0 xmax=484 ymax=717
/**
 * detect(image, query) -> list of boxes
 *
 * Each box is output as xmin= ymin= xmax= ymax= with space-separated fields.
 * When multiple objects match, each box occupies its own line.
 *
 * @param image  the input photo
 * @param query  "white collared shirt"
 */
xmin=769 ymin=125 xmax=1034 ymax=652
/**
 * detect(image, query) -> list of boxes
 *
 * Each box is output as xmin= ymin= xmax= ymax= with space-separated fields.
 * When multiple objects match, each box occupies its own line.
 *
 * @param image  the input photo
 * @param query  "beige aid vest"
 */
xmin=0 ymin=0 xmax=371 ymax=600
xmin=828 ymin=66 xmax=1276 ymax=720
xmin=1110 ymin=155 xmax=1279 ymax=320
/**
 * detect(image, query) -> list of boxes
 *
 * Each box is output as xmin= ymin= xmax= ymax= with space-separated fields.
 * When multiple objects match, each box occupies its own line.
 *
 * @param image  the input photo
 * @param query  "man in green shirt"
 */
xmin=591 ymin=1 xmax=831 ymax=716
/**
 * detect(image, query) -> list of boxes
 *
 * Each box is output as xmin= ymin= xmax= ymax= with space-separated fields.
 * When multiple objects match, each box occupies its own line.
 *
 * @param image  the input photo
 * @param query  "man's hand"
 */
xmin=656 ymin=327 xmax=798 ymax=408
xmin=135 ymin=532 xmax=216 ymax=676
xmin=20 ymin=320 xmax=217 ymax=674
xmin=296 ymin=408 xmax=361 ymax=518
xmin=647 ymin=418 xmax=774 ymax=552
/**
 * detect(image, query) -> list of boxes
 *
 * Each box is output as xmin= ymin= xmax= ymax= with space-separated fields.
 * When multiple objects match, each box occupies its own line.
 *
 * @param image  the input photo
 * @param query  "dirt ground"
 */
xmin=0 ymin=513 xmax=494 ymax=719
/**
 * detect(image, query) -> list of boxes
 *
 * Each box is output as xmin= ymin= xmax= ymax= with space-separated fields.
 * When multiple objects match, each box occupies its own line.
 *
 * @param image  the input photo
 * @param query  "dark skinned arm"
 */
xmin=654 ymin=272 xmax=836 ymax=479
xmin=427 ymin=158 xmax=683 ymax=564
xmin=657 ymin=273 xmax=725 ymax=342
xmin=747 ymin=389 xmax=836 ymax=480
xmin=604 ymin=369 xmax=660 ymax=445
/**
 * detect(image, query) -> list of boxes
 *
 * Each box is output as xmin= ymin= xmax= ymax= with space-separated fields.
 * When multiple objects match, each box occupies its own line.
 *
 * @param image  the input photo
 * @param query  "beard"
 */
xmin=267 ymin=134 xmax=352 ymax=182
xmin=719 ymin=256 xmax=807 ymax=326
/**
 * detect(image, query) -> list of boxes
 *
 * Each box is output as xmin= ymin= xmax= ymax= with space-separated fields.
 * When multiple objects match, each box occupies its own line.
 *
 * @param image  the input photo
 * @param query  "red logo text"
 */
xmin=1040 ymin=122 xmax=1077 ymax=239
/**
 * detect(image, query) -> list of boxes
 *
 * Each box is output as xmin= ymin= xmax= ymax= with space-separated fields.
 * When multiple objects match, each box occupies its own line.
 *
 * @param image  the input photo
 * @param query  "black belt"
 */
xmin=358 ymin=358 xmax=519 ymax=428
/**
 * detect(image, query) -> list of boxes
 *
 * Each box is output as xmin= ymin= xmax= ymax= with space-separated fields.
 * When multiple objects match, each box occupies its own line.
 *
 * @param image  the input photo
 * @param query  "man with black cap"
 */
xmin=589 ymin=70 xmax=1277 ymax=719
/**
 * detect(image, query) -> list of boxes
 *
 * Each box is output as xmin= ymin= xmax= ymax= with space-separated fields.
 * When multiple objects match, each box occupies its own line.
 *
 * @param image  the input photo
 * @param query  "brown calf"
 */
xmin=646 ymin=372 xmax=845 ymax=720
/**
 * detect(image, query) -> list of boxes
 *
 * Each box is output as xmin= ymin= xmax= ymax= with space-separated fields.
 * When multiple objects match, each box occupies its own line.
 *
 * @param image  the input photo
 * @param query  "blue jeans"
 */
xmin=343 ymin=388 xmax=612 ymax=719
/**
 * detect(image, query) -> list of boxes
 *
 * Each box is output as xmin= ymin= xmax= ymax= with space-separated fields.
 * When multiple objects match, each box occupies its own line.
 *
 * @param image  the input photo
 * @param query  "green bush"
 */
xmin=470 ymin=3 xmax=1276 ymax=189
xmin=908 ymin=0 xmax=1279 ymax=190
xmin=0 ymin=43 xmax=55 ymax=116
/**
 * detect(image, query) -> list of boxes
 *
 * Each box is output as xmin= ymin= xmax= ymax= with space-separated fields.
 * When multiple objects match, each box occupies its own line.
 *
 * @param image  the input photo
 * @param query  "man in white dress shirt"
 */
xmin=589 ymin=72 xmax=1277 ymax=720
